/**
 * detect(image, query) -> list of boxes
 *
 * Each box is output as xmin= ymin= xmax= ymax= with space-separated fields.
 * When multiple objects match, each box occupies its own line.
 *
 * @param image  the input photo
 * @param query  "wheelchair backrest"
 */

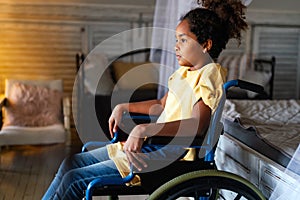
xmin=201 ymin=79 xmax=265 ymax=162
xmin=203 ymin=87 xmax=226 ymax=162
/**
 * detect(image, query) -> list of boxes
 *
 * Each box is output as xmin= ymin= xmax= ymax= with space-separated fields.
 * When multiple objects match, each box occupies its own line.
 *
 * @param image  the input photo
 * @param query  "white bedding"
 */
xmin=222 ymin=99 xmax=300 ymax=158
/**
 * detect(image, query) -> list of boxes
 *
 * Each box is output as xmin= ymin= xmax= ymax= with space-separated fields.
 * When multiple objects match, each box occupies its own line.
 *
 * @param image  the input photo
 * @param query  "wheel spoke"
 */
xmin=234 ymin=193 xmax=242 ymax=200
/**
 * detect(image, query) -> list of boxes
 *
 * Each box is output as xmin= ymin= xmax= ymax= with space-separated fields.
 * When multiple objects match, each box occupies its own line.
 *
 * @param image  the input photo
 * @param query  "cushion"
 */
xmin=218 ymin=54 xmax=250 ymax=81
xmin=3 ymin=82 xmax=63 ymax=127
xmin=238 ymin=54 xmax=251 ymax=79
xmin=0 ymin=124 xmax=66 ymax=146
xmin=227 ymin=55 xmax=241 ymax=81
xmin=242 ymin=70 xmax=272 ymax=98
xmin=5 ymin=79 xmax=62 ymax=97
xmin=112 ymin=61 xmax=159 ymax=90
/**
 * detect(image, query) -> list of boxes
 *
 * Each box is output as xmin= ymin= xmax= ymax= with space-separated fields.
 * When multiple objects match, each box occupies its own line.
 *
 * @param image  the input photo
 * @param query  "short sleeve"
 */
xmin=195 ymin=64 xmax=227 ymax=113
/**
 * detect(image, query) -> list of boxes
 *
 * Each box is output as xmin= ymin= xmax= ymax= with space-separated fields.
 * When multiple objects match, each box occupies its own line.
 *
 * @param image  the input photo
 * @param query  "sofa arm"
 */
xmin=63 ymin=96 xmax=71 ymax=131
xmin=0 ymin=95 xmax=6 ymax=129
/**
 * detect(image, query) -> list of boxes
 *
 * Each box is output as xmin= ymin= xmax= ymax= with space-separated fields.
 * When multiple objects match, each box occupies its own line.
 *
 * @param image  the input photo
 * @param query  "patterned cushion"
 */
xmin=3 ymin=82 xmax=62 ymax=127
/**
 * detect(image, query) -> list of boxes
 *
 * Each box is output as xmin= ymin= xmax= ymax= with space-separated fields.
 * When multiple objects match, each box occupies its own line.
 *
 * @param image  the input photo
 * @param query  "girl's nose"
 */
xmin=174 ymin=44 xmax=179 ymax=51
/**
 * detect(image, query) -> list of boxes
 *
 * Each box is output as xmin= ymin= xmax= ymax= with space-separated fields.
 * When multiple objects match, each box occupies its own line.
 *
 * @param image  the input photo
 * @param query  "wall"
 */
xmin=221 ymin=1 xmax=300 ymax=99
xmin=0 ymin=0 xmax=299 ymax=99
xmin=246 ymin=1 xmax=300 ymax=99
xmin=0 ymin=0 xmax=156 ymax=97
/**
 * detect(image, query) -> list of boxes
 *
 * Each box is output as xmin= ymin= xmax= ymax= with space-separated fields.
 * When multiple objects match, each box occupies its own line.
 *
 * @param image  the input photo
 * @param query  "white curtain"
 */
xmin=269 ymin=144 xmax=300 ymax=200
xmin=151 ymin=0 xmax=199 ymax=98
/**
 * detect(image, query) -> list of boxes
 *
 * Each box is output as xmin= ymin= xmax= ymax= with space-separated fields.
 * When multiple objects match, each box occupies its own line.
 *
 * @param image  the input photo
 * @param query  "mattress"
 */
xmin=217 ymin=99 xmax=300 ymax=198
xmin=222 ymin=99 xmax=300 ymax=167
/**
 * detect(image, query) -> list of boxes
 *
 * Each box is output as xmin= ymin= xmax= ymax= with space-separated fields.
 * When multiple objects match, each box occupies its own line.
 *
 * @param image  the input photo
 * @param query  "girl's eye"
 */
xmin=175 ymin=38 xmax=187 ymax=43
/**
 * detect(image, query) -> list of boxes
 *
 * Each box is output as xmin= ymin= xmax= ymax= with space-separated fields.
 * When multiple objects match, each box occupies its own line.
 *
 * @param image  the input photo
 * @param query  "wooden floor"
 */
xmin=0 ymin=131 xmax=149 ymax=200
xmin=0 ymin=130 xmax=82 ymax=200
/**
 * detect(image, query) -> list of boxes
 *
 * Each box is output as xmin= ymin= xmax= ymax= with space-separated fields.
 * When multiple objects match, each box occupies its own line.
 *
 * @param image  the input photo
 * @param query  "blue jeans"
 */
xmin=42 ymin=144 xmax=186 ymax=200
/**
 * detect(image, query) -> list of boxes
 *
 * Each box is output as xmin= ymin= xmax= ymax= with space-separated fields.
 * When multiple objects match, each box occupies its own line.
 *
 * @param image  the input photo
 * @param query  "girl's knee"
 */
xmin=61 ymin=153 xmax=84 ymax=170
xmin=59 ymin=170 xmax=88 ymax=199
xmin=58 ymin=155 xmax=75 ymax=173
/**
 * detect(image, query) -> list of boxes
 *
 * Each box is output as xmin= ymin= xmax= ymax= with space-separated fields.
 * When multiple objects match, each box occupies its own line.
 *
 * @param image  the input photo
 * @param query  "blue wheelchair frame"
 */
xmin=82 ymin=79 xmax=265 ymax=200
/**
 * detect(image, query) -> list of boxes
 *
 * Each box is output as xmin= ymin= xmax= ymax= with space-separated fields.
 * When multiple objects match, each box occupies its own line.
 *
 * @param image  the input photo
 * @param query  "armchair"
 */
xmin=0 ymin=79 xmax=71 ymax=149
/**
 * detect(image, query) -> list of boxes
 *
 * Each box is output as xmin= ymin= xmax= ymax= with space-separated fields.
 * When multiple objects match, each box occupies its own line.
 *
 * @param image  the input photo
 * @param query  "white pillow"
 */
xmin=84 ymin=53 xmax=115 ymax=95
xmin=218 ymin=54 xmax=245 ymax=81
xmin=238 ymin=54 xmax=251 ymax=79
xmin=227 ymin=55 xmax=242 ymax=81
xmin=242 ymin=70 xmax=271 ymax=98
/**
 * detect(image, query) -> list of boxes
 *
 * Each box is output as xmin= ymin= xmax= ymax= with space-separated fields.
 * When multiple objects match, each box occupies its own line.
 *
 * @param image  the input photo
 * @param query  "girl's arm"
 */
xmin=108 ymin=93 xmax=168 ymax=137
xmin=123 ymin=99 xmax=211 ymax=171
xmin=117 ymin=92 xmax=168 ymax=116
xmin=127 ymin=99 xmax=211 ymax=140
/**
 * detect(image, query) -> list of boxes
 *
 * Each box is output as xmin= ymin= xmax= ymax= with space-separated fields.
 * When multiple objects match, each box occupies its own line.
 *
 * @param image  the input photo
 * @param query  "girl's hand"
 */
xmin=123 ymin=125 xmax=148 ymax=171
xmin=108 ymin=104 xmax=126 ymax=138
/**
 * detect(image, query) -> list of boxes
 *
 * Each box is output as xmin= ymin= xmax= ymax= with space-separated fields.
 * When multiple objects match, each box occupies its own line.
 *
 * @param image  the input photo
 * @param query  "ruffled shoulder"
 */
xmin=194 ymin=63 xmax=227 ymax=113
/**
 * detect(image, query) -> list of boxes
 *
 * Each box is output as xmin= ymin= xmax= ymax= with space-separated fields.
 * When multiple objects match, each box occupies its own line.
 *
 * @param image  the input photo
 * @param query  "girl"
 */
xmin=43 ymin=0 xmax=248 ymax=199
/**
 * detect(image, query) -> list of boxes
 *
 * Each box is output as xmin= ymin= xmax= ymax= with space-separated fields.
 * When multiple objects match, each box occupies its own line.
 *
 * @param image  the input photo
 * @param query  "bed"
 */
xmin=216 ymin=99 xmax=300 ymax=199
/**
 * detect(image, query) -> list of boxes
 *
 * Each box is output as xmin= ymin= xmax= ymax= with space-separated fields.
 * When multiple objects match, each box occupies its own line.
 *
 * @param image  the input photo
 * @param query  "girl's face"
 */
xmin=175 ymin=20 xmax=207 ymax=69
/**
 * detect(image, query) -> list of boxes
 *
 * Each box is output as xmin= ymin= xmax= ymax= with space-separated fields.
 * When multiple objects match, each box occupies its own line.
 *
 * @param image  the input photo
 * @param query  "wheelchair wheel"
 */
xmin=148 ymin=169 xmax=266 ymax=200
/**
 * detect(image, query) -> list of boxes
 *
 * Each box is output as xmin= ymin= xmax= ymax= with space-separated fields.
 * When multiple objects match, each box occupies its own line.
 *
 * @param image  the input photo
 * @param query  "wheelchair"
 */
xmin=81 ymin=79 xmax=267 ymax=200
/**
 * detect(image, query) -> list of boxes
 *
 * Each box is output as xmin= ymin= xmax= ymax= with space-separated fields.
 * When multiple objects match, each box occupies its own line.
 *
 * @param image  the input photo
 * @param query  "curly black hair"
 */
xmin=181 ymin=0 xmax=248 ymax=60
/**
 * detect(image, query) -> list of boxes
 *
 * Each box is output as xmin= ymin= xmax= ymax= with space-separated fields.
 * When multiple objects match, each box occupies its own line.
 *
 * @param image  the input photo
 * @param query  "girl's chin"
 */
xmin=178 ymin=61 xmax=193 ymax=67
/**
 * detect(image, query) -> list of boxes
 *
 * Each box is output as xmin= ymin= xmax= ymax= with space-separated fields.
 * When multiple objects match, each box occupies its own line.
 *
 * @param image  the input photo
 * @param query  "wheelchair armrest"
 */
xmin=114 ymin=113 xmax=159 ymax=141
xmin=122 ymin=114 xmax=203 ymax=146
xmin=145 ymin=136 xmax=204 ymax=146
xmin=81 ymin=131 xmax=120 ymax=152
xmin=224 ymin=79 xmax=265 ymax=94
xmin=81 ymin=141 xmax=111 ymax=152
xmin=122 ymin=113 xmax=204 ymax=146
xmin=123 ymin=112 xmax=158 ymax=124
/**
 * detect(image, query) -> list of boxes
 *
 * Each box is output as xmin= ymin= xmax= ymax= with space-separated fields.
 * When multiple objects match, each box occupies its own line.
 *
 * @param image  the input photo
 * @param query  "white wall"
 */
xmin=244 ymin=1 xmax=300 ymax=99
xmin=248 ymin=0 xmax=300 ymax=13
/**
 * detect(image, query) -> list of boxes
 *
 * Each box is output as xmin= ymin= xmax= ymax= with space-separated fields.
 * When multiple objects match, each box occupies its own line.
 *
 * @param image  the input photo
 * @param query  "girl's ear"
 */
xmin=203 ymin=39 xmax=213 ymax=51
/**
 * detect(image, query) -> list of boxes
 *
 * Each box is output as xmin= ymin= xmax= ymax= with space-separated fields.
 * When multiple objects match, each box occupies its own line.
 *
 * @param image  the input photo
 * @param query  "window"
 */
xmin=252 ymin=25 xmax=300 ymax=99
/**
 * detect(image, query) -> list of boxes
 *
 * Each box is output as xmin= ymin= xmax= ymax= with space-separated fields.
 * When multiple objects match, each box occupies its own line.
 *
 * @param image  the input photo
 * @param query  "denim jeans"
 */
xmin=42 ymin=144 xmax=186 ymax=200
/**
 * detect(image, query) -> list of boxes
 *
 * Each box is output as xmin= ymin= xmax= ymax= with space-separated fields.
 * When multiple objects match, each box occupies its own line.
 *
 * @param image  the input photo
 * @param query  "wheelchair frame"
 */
xmin=82 ymin=79 xmax=266 ymax=200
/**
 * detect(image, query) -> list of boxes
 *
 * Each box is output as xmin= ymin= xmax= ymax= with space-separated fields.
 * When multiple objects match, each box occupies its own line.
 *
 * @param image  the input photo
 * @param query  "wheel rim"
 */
xmin=148 ymin=170 xmax=266 ymax=200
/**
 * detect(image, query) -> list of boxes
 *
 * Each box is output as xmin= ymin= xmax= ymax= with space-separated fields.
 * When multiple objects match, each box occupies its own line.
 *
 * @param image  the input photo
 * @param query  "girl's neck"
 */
xmin=189 ymin=56 xmax=214 ymax=71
